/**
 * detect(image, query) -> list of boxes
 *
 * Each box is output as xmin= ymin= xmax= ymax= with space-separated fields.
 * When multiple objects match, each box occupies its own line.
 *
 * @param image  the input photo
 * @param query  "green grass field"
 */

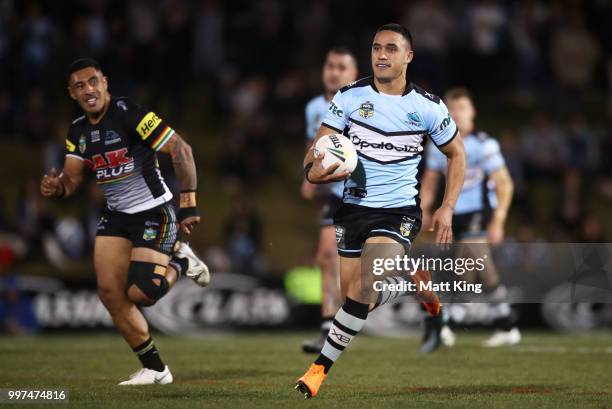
xmin=0 ymin=331 xmax=611 ymax=408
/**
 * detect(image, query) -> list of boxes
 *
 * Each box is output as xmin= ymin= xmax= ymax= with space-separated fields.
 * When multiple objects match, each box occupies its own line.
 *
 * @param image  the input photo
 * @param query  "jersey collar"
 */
xmin=369 ymin=76 xmax=414 ymax=96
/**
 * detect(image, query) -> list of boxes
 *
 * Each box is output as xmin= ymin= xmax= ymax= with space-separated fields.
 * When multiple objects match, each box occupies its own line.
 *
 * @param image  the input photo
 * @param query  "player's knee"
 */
xmin=127 ymin=261 xmax=169 ymax=306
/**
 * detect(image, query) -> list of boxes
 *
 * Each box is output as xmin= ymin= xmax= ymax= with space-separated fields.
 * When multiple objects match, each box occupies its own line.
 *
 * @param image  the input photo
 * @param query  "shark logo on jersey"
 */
xmin=90 ymin=130 xmax=101 ymax=142
xmin=358 ymin=101 xmax=374 ymax=119
xmin=117 ymin=100 xmax=127 ymax=111
xmin=78 ymin=135 xmax=87 ymax=154
xmin=406 ymin=112 xmax=422 ymax=126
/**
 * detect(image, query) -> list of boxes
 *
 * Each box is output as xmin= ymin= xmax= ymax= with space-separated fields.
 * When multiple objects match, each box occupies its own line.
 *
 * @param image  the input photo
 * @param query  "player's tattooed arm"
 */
xmin=303 ymin=124 xmax=350 ymax=184
xmin=488 ymin=166 xmax=514 ymax=245
xmin=431 ymin=135 xmax=466 ymax=245
xmin=159 ymin=132 xmax=200 ymax=235
xmin=40 ymin=156 xmax=85 ymax=198
xmin=160 ymin=132 xmax=197 ymax=191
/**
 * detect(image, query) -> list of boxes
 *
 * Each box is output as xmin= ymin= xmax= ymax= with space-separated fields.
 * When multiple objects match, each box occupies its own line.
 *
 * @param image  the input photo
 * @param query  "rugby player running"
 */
xmin=295 ymin=24 xmax=466 ymax=398
xmin=40 ymin=58 xmax=209 ymax=385
xmin=419 ymin=87 xmax=519 ymax=352
xmin=301 ymin=47 xmax=358 ymax=353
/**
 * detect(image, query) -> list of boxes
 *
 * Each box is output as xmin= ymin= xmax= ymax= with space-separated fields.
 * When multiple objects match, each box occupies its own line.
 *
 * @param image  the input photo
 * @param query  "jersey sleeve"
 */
xmin=481 ymin=138 xmax=505 ymax=174
xmin=120 ymin=99 xmax=176 ymax=151
xmin=65 ymin=124 xmax=84 ymax=160
xmin=305 ymin=102 xmax=317 ymax=141
xmin=425 ymin=100 xmax=458 ymax=147
xmin=426 ymin=145 xmax=446 ymax=172
xmin=321 ymin=90 xmax=349 ymax=134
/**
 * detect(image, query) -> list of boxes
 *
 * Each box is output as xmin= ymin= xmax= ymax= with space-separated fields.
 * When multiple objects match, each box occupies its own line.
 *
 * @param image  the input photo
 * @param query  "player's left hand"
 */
xmin=487 ymin=219 xmax=504 ymax=246
xmin=430 ymin=204 xmax=453 ymax=246
xmin=180 ymin=216 xmax=200 ymax=236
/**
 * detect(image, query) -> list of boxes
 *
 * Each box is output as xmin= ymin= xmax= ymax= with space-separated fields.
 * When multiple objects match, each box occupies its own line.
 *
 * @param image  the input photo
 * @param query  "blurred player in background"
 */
xmin=420 ymin=87 xmax=520 ymax=352
xmin=301 ymin=47 xmax=358 ymax=353
xmin=40 ymin=58 xmax=210 ymax=385
xmin=296 ymin=24 xmax=466 ymax=398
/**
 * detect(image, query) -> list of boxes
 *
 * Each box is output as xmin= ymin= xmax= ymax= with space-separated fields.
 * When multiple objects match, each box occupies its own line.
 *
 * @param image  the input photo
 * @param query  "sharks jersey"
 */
xmin=305 ymin=94 xmax=344 ymax=199
xmin=321 ymin=76 xmax=458 ymax=208
xmin=427 ymin=131 xmax=505 ymax=214
xmin=65 ymin=97 xmax=175 ymax=214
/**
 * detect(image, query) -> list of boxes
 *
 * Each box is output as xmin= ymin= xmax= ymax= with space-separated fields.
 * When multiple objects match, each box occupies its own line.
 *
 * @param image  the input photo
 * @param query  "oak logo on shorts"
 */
xmin=358 ymin=101 xmax=374 ymax=119
xmin=137 ymin=112 xmax=162 ymax=140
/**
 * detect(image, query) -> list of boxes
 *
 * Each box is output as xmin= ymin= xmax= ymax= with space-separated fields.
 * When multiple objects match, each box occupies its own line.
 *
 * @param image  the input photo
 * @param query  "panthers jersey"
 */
xmin=65 ymin=97 xmax=174 ymax=214
xmin=322 ymin=77 xmax=457 ymax=208
xmin=427 ymin=131 xmax=505 ymax=214
xmin=305 ymin=94 xmax=344 ymax=199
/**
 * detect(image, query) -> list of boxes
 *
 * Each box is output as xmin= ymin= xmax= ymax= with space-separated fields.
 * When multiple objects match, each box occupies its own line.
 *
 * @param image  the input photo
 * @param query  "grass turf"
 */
xmin=0 ymin=331 xmax=610 ymax=408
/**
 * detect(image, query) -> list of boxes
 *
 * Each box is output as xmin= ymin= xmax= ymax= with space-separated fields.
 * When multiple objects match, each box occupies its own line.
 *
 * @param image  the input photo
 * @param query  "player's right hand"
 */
xmin=307 ymin=152 xmax=351 ymax=184
xmin=40 ymin=168 xmax=62 ymax=197
xmin=430 ymin=204 xmax=453 ymax=247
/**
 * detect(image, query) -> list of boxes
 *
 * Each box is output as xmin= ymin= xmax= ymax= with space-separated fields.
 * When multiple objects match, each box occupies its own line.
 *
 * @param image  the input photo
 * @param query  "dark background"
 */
xmin=0 ymin=0 xmax=610 ymax=333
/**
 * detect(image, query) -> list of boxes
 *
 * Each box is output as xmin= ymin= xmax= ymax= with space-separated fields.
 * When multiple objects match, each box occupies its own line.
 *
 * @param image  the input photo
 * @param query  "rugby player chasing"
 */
xmin=40 ymin=59 xmax=209 ymax=385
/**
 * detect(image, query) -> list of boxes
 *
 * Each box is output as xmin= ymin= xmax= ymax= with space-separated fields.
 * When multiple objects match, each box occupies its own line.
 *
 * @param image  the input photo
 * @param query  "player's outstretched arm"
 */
xmin=40 ymin=156 xmax=85 ymax=198
xmin=303 ymin=125 xmax=351 ymax=184
xmin=159 ymin=133 xmax=200 ymax=235
xmin=430 ymin=136 xmax=466 ymax=245
xmin=488 ymin=166 xmax=514 ymax=245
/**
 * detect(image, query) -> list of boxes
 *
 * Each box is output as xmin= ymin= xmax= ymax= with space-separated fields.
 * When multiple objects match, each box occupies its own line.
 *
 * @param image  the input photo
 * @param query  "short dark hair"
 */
xmin=444 ymin=87 xmax=473 ymax=102
xmin=375 ymin=23 xmax=413 ymax=49
xmin=327 ymin=46 xmax=358 ymax=67
xmin=67 ymin=58 xmax=102 ymax=82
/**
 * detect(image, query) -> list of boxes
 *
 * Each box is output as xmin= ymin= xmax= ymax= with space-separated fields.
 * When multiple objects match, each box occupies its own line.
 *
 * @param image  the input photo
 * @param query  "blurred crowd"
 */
xmin=0 ymin=0 xmax=610 ymax=286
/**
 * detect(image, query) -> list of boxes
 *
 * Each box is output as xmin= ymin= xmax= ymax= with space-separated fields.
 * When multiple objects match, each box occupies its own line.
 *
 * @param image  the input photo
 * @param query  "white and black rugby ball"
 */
xmin=313 ymin=134 xmax=358 ymax=175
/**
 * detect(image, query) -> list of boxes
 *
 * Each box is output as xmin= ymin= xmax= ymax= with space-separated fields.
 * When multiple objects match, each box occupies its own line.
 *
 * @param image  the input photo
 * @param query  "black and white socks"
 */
xmin=315 ymin=297 xmax=370 ymax=373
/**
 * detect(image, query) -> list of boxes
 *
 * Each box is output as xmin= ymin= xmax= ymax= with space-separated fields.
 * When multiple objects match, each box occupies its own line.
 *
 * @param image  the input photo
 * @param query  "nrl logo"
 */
xmin=78 ymin=135 xmax=87 ymax=154
xmin=358 ymin=101 xmax=374 ymax=119
xmin=142 ymin=227 xmax=158 ymax=241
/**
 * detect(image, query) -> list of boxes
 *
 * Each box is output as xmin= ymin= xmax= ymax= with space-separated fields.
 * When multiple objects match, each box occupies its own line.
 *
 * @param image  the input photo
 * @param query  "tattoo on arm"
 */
xmin=165 ymin=134 xmax=197 ymax=191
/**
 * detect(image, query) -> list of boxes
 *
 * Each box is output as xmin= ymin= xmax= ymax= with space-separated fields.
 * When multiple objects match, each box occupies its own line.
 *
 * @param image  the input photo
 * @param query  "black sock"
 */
xmin=133 ymin=338 xmax=165 ymax=372
xmin=314 ymin=297 xmax=370 ymax=374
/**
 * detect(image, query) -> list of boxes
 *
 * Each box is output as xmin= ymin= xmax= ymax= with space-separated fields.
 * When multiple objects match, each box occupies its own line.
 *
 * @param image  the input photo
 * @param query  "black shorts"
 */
xmin=96 ymin=203 xmax=179 ymax=255
xmin=333 ymin=204 xmax=422 ymax=258
xmin=320 ymin=195 xmax=344 ymax=227
xmin=453 ymin=210 xmax=491 ymax=240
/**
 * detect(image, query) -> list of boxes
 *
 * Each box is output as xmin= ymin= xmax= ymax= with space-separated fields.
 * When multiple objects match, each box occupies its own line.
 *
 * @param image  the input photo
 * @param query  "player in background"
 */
xmin=420 ymin=87 xmax=520 ymax=352
xmin=40 ymin=58 xmax=209 ymax=385
xmin=301 ymin=47 xmax=358 ymax=353
xmin=295 ymin=24 xmax=466 ymax=398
